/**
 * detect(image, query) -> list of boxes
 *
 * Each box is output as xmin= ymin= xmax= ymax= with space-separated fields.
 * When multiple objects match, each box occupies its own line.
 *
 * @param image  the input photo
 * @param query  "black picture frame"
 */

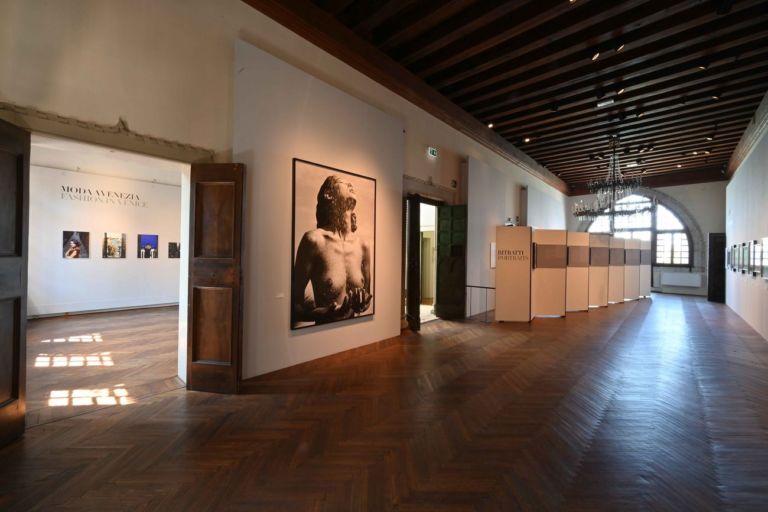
xmin=751 ymin=240 xmax=762 ymax=277
xmin=741 ymin=242 xmax=749 ymax=274
xmin=290 ymin=158 xmax=376 ymax=330
xmin=62 ymin=230 xmax=89 ymax=259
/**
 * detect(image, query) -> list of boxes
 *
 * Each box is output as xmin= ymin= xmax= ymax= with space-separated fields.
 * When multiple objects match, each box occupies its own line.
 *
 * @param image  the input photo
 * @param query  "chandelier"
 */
xmin=571 ymin=135 xmax=654 ymax=228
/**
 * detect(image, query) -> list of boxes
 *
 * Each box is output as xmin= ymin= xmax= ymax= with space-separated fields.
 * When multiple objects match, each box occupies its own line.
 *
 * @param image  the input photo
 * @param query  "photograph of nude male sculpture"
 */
xmin=291 ymin=158 xmax=375 ymax=330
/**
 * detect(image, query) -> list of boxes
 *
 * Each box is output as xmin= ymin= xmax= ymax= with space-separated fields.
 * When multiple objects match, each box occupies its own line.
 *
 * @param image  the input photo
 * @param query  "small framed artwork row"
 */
xmin=64 ymin=231 xmax=179 ymax=259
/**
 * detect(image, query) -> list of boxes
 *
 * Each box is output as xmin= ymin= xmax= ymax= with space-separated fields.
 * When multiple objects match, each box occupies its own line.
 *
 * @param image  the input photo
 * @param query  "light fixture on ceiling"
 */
xmin=637 ymin=110 xmax=645 ymax=118
xmin=698 ymin=61 xmax=710 ymax=71
xmin=597 ymin=98 xmax=615 ymax=108
xmin=487 ymin=122 xmax=494 ymax=128
xmin=703 ymin=149 xmax=711 ymax=154
xmin=677 ymin=164 xmax=682 ymax=168
xmin=571 ymin=135 xmax=652 ymax=225
xmin=523 ymin=137 xmax=531 ymax=143
xmin=617 ymin=87 xmax=625 ymax=95
xmin=642 ymin=169 xmax=648 ymax=174
xmin=616 ymin=42 xmax=625 ymax=52
xmin=626 ymin=162 xmax=638 ymax=168
xmin=591 ymin=49 xmax=600 ymax=61
xmin=711 ymin=91 xmax=721 ymax=100
xmin=705 ymin=134 xmax=714 ymax=141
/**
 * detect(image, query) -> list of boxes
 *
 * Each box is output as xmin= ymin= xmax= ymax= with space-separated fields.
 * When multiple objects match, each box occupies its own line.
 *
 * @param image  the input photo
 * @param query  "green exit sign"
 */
xmin=427 ymin=146 xmax=439 ymax=158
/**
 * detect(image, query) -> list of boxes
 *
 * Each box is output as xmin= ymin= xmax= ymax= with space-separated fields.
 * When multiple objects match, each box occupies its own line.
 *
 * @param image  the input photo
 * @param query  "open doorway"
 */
xmin=419 ymin=203 xmax=438 ymax=323
xmin=25 ymin=134 xmax=190 ymax=426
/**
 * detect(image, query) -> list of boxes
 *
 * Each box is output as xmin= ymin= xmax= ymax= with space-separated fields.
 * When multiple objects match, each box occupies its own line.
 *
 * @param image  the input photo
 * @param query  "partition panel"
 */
xmin=624 ymin=239 xmax=641 ymax=301
xmin=608 ymin=237 xmax=625 ymax=304
xmin=495 ymin=226 xmax=532 ymax=322
xmin=640 ymin=240 xmax=652 ymax=297
xmin=532 ymin=229 xmax=567 ymax=317
xmin=589 ymin=234 xmax=609 ymax=307
xmin=566 ymin=232 xmax=589 ymax=312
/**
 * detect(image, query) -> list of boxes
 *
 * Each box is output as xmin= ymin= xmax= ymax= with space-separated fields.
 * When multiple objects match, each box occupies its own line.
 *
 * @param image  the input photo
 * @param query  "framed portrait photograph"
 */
xmin=741 ymin=243 xmax=750 ymax=274
xmin=733 ymin=245 xmax=741 ymax=272
xmin=102 ymin=232 xmax=126 ymax=258
xmin=168 ymin=242 xmax=181 ymax=259
xmin=137 ymin=234 xmax=159 ymax=259
xmin=291 ymin=158 xmax=375 ymax=330
xmin=751 ymin=240 xmax=763 ymax=277
xmin=62 ymin=231 xmax=89 ymax=259
xmin=725 ymin=245 xmax=731 ymax=270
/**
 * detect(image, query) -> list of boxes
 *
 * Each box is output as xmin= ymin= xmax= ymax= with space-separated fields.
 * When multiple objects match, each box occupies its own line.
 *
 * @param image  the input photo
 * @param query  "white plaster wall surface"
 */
xmin=466 ymin=157 xmax=566 ymax=315
xmin=0 ymin=0 xmax=554 ymax=195
xmin=28 ymin=166 xmax=181 ymax=316
xmin=726 ymin=131 xmax=768 ymax=340
xmin=233 ymin=41 xmax=404 ymax=378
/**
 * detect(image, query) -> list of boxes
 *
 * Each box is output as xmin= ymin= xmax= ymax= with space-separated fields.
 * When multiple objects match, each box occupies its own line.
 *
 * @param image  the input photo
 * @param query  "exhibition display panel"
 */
xmin=640 ymin=240 xmax=652 ymax=297
xmin=566 ymin=231 xmax=590 ymax=312
xmin=495 ymin=226 xmax=533 ymax=322
xmin=624 ymin=239 xmax=641 ymax=301
xmin=608 ymin=237 xmax=626 ymax=304
xmin=589 ymin=234 xmax=610 ymax=307
xmin=532 ymin=229 xmax=567 ymax=317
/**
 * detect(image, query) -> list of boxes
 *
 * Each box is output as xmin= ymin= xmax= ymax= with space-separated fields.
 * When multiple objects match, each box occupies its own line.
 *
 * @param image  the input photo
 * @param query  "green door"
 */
xmin=434 ymin=205 xmax=466 ymax=319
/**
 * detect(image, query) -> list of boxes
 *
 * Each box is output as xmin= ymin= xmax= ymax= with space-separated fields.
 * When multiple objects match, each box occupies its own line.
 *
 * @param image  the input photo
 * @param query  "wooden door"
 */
xmin=0 ymin=120 xmax=29 ymax=447
xmin=187 ymin=163 xmax=245 ymax=393
xmin=405 ymin=196 xmax=421 ymax=331
xmin=434 ymin=205 xmax=466 ymax=319
xmin=708 ymin=233 xmax=726 ymax=303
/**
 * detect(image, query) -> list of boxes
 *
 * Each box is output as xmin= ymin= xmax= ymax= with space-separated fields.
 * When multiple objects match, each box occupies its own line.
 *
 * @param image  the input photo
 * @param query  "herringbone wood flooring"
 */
xmin=2 ymin=295 xmax=768 ymax=511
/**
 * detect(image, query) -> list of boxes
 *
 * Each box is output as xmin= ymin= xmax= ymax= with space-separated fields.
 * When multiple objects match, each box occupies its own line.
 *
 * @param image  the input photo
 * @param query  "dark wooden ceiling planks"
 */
xmin=253 ymin=0 xmax=768 ymax=194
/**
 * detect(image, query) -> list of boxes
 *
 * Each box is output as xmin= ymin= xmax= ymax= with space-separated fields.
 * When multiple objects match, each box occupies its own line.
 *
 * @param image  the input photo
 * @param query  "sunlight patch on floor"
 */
xmin=34 ymin=352 xmax=114 ymax=367
xmin=40 ymin=333 xmax=103 ymax=343
xmin=47 ymin=385 xmax=135 ymax=407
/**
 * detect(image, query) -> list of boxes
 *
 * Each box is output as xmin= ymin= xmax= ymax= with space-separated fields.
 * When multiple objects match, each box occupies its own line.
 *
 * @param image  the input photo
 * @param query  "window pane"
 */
xmin=614 ymin=210 xmax=651 ymax=230
xmin=657 ymin=205 xmax=683 ymax=230
xmin=614 ymin=231 xmax=631 ymax=239
xmin=632 ymin=230 xmax=651 ymax=241
xmin=588 ymin=215 xmax=610 ymax=233
xmin=672 ymin=232 xmax=689 ymax=265
xmin=656 ymin=233 xmax=672 ymax=264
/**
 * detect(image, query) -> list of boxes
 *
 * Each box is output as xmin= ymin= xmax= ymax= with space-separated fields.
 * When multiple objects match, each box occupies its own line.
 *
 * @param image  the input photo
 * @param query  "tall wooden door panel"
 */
xmin=405 ymin=196 xmax=421 ymax=331
xmin=435 ymin=205 xmax=466 ymax=320
xmin=0 ymin=119 xmax=29 ymax=447
xmin=188 ymin=164 xmax=244 ymax=394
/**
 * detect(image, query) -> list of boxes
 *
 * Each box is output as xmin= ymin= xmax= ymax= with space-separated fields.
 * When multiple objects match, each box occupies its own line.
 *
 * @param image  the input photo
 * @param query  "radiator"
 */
xmin=660 ymin=272 xmax=701 ymax=287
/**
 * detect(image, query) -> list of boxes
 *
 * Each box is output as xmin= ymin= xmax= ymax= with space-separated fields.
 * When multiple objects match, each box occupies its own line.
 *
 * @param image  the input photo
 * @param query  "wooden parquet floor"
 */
xmin=2 ymin=295 xmax=768 ymax=511
xmin=25 ymin=307 xmax=181 ymax=426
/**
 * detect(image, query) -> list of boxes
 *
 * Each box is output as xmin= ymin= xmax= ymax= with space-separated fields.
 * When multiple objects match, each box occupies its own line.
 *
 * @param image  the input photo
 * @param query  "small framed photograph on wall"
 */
xmin=733 ymin=245 xmax=740 ymax=272
xmin=168 ymin=242 xmax=181 ymax=259
xmin=750 ymin=240 xmax=762 ymax=277
xmin=137 ymin=234 xmax=159 ymax=259
xmin=763 ymin=238 xmax=768 ymax=280
xmin=63 ymin=231 xmax=89 ymax=259
xmin=102 ymin=232 xmax=126 ymax=258
xmin=725 ymin=245 xmax=731 ymax=270
xmin=741 ymin=243 xmax=750 ymax=274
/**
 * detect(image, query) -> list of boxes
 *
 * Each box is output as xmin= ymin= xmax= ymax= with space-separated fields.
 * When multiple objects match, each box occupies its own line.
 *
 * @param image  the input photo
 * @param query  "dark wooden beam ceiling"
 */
xmin=247 ymin=0 xmax=768 ymax=195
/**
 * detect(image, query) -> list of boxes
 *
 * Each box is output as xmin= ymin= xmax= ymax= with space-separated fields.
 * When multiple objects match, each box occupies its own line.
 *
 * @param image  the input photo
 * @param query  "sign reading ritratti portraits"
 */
xmin=59 ymin=185 xmax=149 ymax=208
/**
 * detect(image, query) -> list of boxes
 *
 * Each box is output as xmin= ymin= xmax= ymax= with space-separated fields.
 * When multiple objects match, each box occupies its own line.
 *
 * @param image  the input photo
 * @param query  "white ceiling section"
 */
xmin=31 ymin=134 xmax=188 ymax=186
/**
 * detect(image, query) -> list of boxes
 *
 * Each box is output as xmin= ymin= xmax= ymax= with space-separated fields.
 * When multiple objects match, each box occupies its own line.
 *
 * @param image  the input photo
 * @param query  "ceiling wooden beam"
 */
xmin=241 ymin=0 xmax=568 ymax=194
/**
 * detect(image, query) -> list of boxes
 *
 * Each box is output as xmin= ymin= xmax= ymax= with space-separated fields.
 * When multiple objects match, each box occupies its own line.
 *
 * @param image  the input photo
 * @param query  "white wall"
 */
xmin=726 ymin=131 xmax=768 ymax=340
xmin=28 ymin=166 xmax=182 ymax=316
xmin=233 ymin=41 xmax=404 ymax=378
xmin=466 ymin=157 xmax=567 ymax=315
xmin=0 ymin=0 xmax=556 ymax=200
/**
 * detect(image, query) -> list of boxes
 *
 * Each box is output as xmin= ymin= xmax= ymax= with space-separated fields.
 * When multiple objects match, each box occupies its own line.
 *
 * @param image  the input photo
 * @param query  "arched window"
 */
xmin=588 ymin=194 xmax=691 ymax=266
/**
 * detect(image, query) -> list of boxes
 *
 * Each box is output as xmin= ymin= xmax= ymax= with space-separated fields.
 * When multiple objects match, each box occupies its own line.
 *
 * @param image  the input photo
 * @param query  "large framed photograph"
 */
xmin=291 ymin=158 xmax=375 ymax=330
xmin=102 ymin=232 xmax=126 ymax=258
xmin=63 ymin=231 xmax=89 ymax=259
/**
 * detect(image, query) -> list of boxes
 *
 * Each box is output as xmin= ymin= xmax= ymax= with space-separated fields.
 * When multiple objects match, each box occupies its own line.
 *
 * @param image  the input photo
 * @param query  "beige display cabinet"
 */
xmin=588 ymin=234 xmax=610 ymax=307
xmin=532 ymin=229 xmax=567 ymax=318
xmin=495 ymin=226 xmax=533 ymax=322
xmin=639 ymin=240 xmax=652 ymax=297
xmin=624 ymin=239 xmax=641 ymax=301
xmin=608 ymin=237 xmax=625 ymax=304
xmin=566 ymin=232 xmax=590 ymax=312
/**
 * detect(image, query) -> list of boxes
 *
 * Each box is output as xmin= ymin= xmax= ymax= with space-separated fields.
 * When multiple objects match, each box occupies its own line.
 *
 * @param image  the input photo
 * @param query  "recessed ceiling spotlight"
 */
xmin=597 ymin=99 xmax=615 ymax=108
xmin=626 ymin=162 xmax=638 ymax=168
xmin=591 ymin=50 xmax=600 ymax=61
xmin=705 ymin=135 xmax=714 ymax=141
xmin=677 ymin=164 xmax=682 ymax=168
xmin=703 ymin=149 xmax=711 ymax=154
xmin=617 ymin=87 xmax=625 ymax=95
xmin=523 ymin=137 xmax=531 ymax=143
xmin=698 ymin=61 xmax=710 ymax=70
xmin=639 ymin=145 xmax=647 ymax=153
xmin=648 ymin=144 xmax=655 ymax=151
xmin=642 ymin=169 xmax=648 ymax=174
xmin=692 ymin=151 xmax=698 ymax=155
xmin=616 ymin=42 xmax=625 ymax=52
xmin=711 ymin=91 xmax=721 ymax=100
xmin=487 ymin=122 xmax=494 ymax=128
xmin=637 ymin=111 xmax=645 ymax=118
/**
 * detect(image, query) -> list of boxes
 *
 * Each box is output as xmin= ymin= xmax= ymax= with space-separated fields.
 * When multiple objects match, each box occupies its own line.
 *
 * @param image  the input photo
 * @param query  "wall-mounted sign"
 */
xmin=427 ymin=146 xmax=439 ymax=158
xmin=60 ymin=184 xmax=148 ymax=208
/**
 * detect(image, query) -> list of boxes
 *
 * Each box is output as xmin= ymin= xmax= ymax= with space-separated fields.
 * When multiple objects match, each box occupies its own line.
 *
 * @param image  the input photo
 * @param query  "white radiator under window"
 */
xmin=660 ymin=272 xmax=701 ymax=287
